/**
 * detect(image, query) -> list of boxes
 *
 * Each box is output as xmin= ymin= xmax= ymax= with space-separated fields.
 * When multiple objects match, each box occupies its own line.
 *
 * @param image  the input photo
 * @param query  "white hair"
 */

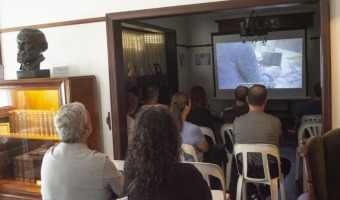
xmin=54 ymin=102 xmax=87 ymax=143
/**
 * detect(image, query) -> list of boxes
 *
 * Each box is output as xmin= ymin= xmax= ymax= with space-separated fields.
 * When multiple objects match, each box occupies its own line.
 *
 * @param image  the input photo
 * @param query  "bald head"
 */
xmin=247 ymin=84 xmax=267 ymax=106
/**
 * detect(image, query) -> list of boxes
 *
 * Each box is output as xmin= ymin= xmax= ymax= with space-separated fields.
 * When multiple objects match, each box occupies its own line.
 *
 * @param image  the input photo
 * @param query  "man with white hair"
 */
xmin=41 ymin=102 xmax=125 ymax=200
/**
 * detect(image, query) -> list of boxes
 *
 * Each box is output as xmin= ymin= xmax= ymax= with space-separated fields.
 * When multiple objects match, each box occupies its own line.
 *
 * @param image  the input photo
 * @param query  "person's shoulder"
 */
xmin=223 ymin=106 xmax=236 ymax=114
xmin=263 ymin=112 xmax=280 ymax=122
xmin=184 ymin=121 xmax=199 ymax=129
xmin=86 ymin=149 xmax=111 ymax=161
xmin=174 ymin=163 xmax=201 ymax=175
xmin=234 ymin=111 xmax=249 ymax=120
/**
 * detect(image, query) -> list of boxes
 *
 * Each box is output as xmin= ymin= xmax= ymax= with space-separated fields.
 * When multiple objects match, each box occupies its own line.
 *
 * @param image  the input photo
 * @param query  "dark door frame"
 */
xmin=106 ymin=0 xmax=331 ymax=159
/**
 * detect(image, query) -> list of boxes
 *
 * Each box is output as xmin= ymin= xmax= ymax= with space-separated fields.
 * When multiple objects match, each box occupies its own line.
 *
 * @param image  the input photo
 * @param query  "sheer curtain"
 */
xmin=122 ymin=30 xmax=166 ymax=76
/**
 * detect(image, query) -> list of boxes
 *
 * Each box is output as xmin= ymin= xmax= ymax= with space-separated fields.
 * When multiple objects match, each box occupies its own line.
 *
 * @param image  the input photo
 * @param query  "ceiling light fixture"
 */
xmin=240 ymin=10 xmax=275 ymax=44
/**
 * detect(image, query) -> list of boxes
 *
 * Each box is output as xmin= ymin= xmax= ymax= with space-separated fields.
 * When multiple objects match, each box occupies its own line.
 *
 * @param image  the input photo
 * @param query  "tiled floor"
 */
xmin=280 ymin=135 xmax=304 ymax=200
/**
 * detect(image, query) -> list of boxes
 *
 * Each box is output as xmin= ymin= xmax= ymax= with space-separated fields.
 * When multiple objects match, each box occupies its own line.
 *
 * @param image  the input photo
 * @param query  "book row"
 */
xmin=8 ymin=110 xmax=58 ymax=136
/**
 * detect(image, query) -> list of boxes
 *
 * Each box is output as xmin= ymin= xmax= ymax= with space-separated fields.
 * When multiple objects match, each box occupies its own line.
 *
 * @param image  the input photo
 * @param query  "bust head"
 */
xmin=17 ymin=28 xmax=48 ymax=70
xmin=127 ymin=61 xmax=136 ymax=76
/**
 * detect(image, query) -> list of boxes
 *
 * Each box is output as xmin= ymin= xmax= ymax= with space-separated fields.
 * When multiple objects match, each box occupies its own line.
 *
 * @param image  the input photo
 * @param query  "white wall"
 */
xmin=331 ymin=0 xmax=340 ymax=128
xmin=0 ymin=0 xmax=224 ymax=159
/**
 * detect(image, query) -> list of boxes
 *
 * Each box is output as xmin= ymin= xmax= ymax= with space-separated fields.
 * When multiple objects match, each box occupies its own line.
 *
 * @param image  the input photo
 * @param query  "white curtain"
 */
xmin=122 ymin=30 xmax=166 ymax=76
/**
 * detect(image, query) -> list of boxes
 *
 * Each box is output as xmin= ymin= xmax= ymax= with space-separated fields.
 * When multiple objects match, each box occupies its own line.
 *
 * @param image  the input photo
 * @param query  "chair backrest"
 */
xmin=301 ymin=115 xmax=322 ymax=123
xmin=181 ymin=143 xmax=198 ymax=162
xmin=199 ymin=126 xmax=216 ymax=144
xmin=112 ymin=160 xmax=125 ymax=172
xmin=297 ymin=121 xmax=322 ymax=148
xmin=187 ymin=161 xmax=227 ymax=200
xmin=220 ymin=123 xmax=234 ymax=153
xmin=302 ymin=128 xmax=340 ymax=200
xmin=234 ymin=143 xmax=281 ymax=182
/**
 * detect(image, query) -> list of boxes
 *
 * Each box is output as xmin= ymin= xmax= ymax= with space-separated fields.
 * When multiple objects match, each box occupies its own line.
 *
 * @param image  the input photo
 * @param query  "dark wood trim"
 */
xmin=320 ymin=0 xmax=332 ymax=133
xmin=107 ymin=0 xmax=318 ymax=20
xmin=0 ymin=17 xmax=105 ymax=33
xmin=106 ymin=0 xmax=328 ymax=159
xmin=106 ymin=18 xmax=128 ymax=160
xmin=177 ymin=44 xmax=212 ymax=48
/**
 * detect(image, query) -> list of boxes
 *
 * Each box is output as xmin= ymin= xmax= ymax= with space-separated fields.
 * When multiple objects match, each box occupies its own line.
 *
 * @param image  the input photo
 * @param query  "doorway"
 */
xmin=106 ymin=0 xmax=331 ymax=160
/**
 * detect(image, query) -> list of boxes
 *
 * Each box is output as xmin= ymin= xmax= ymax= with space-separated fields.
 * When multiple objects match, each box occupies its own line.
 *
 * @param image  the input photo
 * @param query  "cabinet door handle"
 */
xmin=106 ymin=112 xmax=111 ymax=130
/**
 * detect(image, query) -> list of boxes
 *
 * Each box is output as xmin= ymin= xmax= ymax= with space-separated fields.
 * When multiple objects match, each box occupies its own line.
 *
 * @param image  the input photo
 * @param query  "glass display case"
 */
xmin=0 ymin=76 xmax=100 ymax=199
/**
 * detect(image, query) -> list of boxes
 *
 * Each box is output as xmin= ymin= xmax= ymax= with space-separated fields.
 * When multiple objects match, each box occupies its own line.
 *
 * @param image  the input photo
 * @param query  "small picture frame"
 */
xmin=0 ymin=122 xmax=10 ymax=134
xmin=153 ymin=64 xmax=162 ymax=74
xmin=195 ymin=53 xmax=210 ymax=66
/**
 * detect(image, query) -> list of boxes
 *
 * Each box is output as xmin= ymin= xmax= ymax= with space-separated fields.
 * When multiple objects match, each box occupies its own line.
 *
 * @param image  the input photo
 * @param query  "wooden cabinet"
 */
xmin=0 ymin=76 xmax=100 ymax=199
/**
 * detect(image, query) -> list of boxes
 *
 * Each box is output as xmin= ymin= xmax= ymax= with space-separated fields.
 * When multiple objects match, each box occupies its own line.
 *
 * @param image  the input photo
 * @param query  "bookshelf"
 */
xmin=0 ymin=76 xmax=100 ymax=199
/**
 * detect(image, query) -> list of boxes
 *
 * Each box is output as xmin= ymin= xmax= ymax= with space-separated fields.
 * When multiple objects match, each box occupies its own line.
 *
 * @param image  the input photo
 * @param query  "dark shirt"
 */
xmin=223 ymin=105 xmax=249 ymax=123
xmin=187 ymin=108 xmax=214 ymax=130
xmin=124 ymin=163 xmax=212 ymax=200
xmin=297 ymin=99 xmax=322 ymax=118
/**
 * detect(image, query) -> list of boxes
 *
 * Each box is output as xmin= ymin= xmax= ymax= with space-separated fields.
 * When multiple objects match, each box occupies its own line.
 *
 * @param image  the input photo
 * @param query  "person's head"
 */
xmin=54 ymin=102 xmax=92 ymax=143
xmin=188 ymin=85 xmax=207 ymax=113
xmin=125 ymin=106 xmax=181 ymax=198
xmin=169 ymin=92 xmax=190 ymax=132
xmin=17 ymin=28 xmax=48 ymax=66
xmin=313 ymin=81 xmax=321 ymax=98
xmin=158 ymin=84 xmax=173 ymax=106
xmin=235 ymin=85 xmax=249 ymax=103
xmin=126 ymin=91 xmax=139 ymax=115
xmin=247 ymin=84 xmax=267 ymax=107
xmin=144 ymin=86 xmax=159 ymax=105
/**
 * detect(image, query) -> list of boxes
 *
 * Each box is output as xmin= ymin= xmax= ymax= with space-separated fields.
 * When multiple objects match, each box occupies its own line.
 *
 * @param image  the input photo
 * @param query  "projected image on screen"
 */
xmin=216 ymin=38 xmax=303 ymax=89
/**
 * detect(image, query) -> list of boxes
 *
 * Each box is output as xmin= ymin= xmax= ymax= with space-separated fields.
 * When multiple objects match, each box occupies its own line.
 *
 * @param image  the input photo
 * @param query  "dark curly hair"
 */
xmin=124 ymin=106 xmax=182 ymax=200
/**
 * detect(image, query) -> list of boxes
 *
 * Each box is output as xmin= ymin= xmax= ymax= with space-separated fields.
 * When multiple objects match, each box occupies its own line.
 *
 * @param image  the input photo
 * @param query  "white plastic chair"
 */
xmin=200 ymin=126 xmax=216 ymax=144
xmin=220 ymin=123 xmax=234 ymax=190
xmin=111 ymin=160 xmax=127 ymax=200
xmin=301 ymin=114 xmax=322 ymax=123
xmin=186 ymin=161 xmax=230 ymax=200
xmin=295 ymin=121 xmax=322 ymax=191
xmin=112 ymin=160 xmax=125 ymax=172
xmin=234 ymin=143 xmax=286 ymax=200
xmin=181 ymin=143 xmax=199 ymax=162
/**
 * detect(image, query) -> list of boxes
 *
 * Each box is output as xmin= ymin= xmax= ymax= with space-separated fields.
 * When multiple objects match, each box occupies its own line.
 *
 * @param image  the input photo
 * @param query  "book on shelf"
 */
xmin=13 ymin=148 xmax=47 ymax=182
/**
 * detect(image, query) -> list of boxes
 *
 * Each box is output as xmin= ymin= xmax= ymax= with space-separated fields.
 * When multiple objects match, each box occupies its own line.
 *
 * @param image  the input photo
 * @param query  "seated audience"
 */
xmin=186 ymin=85 xmax=214 ymax=130
xmin=124 ymin=106 xmax=212 ymax=200
xmin=223 ymin=85 xmax=249 ymax=123
xmin=41 ymin=102 xmax=125 ymax=200
xmin=187 ymin=86 xmax=228 ymax=166
xmin=126 ymin=91 xmax=139 ymax=144
xmin=169 ymin=92 xmax=209 ymax=162
xmin=289 ymin=81 xmax=322 ymax=133
xmin=233 ymin=84 xmax=291 ymax=199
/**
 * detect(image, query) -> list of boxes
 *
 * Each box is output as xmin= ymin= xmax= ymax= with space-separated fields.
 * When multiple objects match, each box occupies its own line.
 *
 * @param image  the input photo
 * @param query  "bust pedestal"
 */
xmin=17 ymin=69 xmax=50 ymax=79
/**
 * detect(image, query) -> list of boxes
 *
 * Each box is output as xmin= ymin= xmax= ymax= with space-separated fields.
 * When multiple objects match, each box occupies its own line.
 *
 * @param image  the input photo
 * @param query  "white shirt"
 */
xmin=41 ymin=143 xmax=124 ymax=200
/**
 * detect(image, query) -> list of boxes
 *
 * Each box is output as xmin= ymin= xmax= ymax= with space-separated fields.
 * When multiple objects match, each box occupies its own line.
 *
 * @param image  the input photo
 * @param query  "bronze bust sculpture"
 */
xmin=17 ymin=28 xmax=48 ymax=71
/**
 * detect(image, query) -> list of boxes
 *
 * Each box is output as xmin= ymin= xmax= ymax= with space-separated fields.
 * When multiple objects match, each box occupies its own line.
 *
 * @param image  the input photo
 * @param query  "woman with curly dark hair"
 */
xmin=124 ymin=106 xmax=212 ymax=200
